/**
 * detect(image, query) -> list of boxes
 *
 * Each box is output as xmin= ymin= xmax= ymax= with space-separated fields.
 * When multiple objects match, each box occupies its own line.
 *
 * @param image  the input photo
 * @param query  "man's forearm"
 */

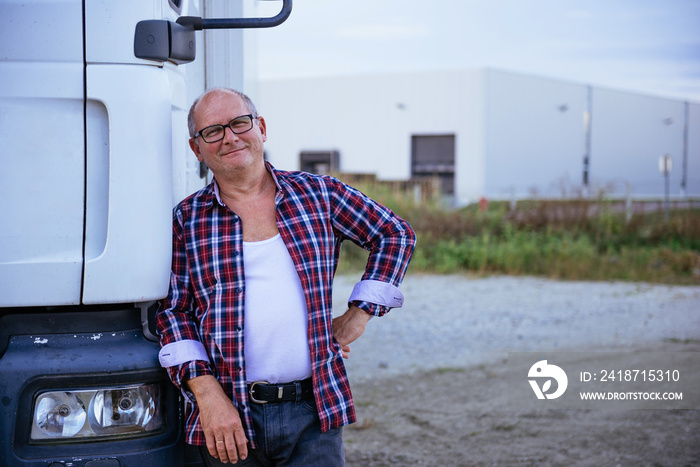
xmin=332 ymin=305 xmax=372 ymax=358
xmin=186 ymin=374 xmax=223 ymax=400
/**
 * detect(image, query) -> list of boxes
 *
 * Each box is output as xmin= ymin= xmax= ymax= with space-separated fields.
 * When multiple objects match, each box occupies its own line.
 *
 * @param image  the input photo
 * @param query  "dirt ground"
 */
xmin=343 ymin=341 xmax=700 ymax=467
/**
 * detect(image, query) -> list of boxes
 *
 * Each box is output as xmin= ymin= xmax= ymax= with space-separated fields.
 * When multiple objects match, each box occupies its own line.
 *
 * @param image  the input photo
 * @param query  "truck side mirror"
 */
xmin=134 ymin=0 xmax=293 ymax=64
xmin=134 ymin=20 xmax=195 ymax=64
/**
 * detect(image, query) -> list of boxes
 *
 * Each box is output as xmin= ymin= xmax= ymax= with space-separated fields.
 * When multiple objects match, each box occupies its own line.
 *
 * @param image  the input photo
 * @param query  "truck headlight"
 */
xmin=34 ymin=392 xmax=87 ymax=438
xmin=31 ymin=384 xmax=163 ymax=442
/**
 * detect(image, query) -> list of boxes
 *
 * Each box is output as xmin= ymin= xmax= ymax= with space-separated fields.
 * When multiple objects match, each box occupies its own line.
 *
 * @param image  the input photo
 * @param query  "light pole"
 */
xmin=659 ymin=154 xmax=672 ymax=222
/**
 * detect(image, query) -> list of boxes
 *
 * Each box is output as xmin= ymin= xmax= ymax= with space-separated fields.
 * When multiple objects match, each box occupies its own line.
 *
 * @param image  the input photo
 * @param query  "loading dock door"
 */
xmin=300 ymin=150 xmax=339 ymax=175
xmin=411 ymin=134 xmax=455 ymax=195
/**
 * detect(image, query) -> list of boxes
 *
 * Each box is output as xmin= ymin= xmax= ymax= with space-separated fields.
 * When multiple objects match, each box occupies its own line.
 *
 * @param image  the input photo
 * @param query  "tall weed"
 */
xmin=338 ymin=176 xmax=700 ymax=284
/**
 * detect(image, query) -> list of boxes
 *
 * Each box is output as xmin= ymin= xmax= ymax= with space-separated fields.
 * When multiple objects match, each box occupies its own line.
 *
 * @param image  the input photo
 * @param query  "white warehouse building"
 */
xmin=258 ymin=69 xmax=699 ymax=207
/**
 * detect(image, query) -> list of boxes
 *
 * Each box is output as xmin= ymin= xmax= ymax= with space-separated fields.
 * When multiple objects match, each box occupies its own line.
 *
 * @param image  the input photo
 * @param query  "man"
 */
xmin=157 ymin=88 xmax=415 ymax=466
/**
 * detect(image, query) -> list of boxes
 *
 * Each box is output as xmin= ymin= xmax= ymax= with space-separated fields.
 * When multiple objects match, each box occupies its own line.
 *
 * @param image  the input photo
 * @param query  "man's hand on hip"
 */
xmin=332 ymin=304 xmax=372 ymax=358
xmin=187 ymin=375 xmax=248 ymax=464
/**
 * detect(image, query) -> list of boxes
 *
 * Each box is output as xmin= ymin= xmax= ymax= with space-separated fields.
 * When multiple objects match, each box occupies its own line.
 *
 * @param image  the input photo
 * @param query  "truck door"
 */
xmin=81 ymin=1 xmax=192 ymax=305
xmin=0 ymin=0 xmax=86 ymax=306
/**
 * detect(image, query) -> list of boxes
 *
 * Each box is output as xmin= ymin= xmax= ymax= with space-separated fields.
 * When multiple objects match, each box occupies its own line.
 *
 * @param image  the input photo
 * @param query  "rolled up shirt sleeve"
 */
xmin=159 ymin=339 xmax=210 ymax=367
xmin=349 ymin=279 xmax=406 ymax=316
xmin=158 ymin=302 xmax=215 ymax=401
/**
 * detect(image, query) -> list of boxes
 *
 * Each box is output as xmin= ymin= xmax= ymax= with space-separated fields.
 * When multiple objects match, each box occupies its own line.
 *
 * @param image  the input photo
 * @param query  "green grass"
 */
xmin=337 ymin=176 xmax=700 ymax=285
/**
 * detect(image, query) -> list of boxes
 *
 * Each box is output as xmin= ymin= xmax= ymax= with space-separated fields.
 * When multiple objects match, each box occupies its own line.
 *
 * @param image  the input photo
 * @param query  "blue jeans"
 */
xmin=200 ymin=397 xmax=344 ymax=466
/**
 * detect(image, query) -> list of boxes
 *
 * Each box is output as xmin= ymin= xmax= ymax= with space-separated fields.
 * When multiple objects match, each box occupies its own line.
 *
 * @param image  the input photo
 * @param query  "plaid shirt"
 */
xmin=156 ymin=163 xmax=415 ymax=447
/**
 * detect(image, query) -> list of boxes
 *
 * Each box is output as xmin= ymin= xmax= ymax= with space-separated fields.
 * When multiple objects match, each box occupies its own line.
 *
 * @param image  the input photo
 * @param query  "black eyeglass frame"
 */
xmin=193 ymin=114 xmax=257 ymax=143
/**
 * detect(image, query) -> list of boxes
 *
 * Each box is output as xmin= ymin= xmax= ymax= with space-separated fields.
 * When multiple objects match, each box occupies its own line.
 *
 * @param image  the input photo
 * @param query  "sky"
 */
xmin=255 ymin=0 xmax=700 ymax=102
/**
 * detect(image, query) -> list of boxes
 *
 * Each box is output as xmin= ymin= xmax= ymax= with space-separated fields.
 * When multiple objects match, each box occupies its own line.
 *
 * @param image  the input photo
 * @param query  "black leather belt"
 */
xmin=248 ymin=378 xmax=314 ymax=404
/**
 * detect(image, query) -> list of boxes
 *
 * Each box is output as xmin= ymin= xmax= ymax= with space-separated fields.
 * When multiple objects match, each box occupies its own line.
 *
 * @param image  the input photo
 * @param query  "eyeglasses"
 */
xmin=194 ymin=114 xmax=256 ymax=143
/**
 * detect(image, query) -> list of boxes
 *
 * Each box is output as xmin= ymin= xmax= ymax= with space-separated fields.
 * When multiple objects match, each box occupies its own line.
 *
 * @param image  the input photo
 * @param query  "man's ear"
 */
xmin=189 ymin=138 xmax=203 ymax=161
xmin=257 ymin=116 xmax=268 ymax=143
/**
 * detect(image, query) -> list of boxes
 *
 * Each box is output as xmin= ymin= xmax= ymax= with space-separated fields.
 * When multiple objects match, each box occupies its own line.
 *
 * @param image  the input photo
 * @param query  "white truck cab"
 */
xmin=0 ymin=1 xmax=291 ymax=465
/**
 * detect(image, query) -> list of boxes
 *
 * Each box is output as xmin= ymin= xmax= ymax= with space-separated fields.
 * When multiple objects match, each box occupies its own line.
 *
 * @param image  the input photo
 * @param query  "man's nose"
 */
xmin=221 ymin=125 xmax=240 ymax=143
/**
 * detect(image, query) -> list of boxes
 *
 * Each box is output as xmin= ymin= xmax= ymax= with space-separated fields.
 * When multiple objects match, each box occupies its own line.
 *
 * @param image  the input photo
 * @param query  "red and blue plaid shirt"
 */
xmin=156 ymin=163 xmax=415 ymax=447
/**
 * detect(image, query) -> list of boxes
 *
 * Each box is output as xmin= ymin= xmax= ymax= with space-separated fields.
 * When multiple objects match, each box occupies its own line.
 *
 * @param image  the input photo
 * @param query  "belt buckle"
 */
xmin=249 ymin=381 xmax=270 ymax=404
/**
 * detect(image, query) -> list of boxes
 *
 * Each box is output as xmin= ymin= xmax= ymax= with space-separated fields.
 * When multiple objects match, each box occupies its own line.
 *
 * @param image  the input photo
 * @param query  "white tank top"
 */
xmin=242 ymin=234 xmax=313 ymax=383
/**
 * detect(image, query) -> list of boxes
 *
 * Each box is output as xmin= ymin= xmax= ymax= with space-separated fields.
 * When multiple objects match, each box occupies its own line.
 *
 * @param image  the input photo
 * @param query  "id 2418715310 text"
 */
xmin=580 ymin=370 xmax=681 ymax=382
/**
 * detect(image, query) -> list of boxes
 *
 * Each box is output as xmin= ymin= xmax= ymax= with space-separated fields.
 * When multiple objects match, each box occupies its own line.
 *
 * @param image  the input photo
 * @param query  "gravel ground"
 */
xmin=331 ymin=273 xmax=700 ymax=466
xmin=333 ymin=273 xmax=700 ymax=381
